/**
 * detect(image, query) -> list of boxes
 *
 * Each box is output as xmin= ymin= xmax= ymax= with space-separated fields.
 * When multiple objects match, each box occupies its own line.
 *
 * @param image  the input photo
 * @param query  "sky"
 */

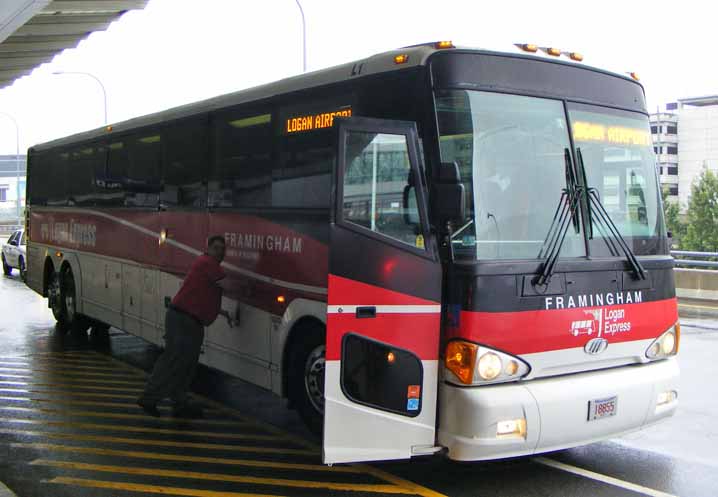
xmin=0 ymin=0 xmax=715 ymax=154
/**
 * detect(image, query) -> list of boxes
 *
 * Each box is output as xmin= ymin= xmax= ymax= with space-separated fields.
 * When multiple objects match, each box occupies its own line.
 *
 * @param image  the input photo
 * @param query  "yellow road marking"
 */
xmin=102 ymin=354 xmax=445 ymax=497
xmin=678 ymin=302 xmax=718 ymax=311
xmin=0 ymin=387 xmax=139 ymax=400
xmin=26 ymin=351 xmax=106 ymax=358
xmin=0 ymin=405 xmax=252 ymax=427
xmin=0 ymin=417 xmax=283 ymax=441
xmin=0 ymin=372 xmax=144 ymax=385
xmin=0 ymin=362 xmax=127 ymax=373
xmin=35 ymin=460 xmax=412 ymax=494
xmin=0 ymin=366 xmax=141 ymax=378
xmin=357 ymin=464 xmax=449 ymax=497
xmin=48 ymin=476 xmax=287 ymax=497
xmin=0 ymin=357 xmax=120 ymax=368
xmin=0 ymin=428 xmax=314 ymax=455
xmin=0 ymin=380 xmax=142 ymax=392
xmin=0 ymin=395 xmax=198 ymax=411
xmin=15 ymin=443 xmax=357 ymax=473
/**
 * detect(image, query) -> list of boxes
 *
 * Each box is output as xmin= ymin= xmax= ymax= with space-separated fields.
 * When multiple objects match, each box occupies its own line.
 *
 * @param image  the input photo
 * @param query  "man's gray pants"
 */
xmin=141 ymin=307 xmax=204 ymax=406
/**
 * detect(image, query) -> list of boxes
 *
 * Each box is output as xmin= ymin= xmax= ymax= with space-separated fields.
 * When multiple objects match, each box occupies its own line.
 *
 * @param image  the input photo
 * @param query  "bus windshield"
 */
xmin=435 ymin=89 xmax=667 ymax=261
xmin=569 ymin=103 xmax=668 ymax=256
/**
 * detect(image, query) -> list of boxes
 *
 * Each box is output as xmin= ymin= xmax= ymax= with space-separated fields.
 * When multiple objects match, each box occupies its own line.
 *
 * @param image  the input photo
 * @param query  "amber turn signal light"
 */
xmin=435 ymin=41 xmax=454 ymax=49
xmin=445 ymin=340 xmax=478 ymax=384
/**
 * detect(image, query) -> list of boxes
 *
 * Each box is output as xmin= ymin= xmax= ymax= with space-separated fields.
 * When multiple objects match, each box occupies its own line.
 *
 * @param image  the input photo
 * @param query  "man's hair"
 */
xmin=207 ymin=235 xmax=225 ymax=246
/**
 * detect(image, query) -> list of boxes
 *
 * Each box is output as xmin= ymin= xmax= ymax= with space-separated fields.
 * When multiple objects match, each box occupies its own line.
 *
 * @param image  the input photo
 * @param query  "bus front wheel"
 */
xmin=288 ymin=323 xmax=325 ymax=437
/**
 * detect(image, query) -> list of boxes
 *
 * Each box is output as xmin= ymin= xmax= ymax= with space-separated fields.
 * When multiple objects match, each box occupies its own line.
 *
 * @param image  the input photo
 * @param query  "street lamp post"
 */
xmin=52 ymin=70 xmax=108 ymax=125
xmin=294 ymin=0 xmax=307 ymax=72
xmin=0 ymin=112 xmax=21 ymax=225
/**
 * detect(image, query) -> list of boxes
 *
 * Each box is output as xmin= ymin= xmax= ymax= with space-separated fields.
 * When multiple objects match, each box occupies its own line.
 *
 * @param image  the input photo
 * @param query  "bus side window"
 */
xmin=104 ymin=140 xmax=128 ymax=207
xmin=210 ymin=110 xmax=272 ymax=208
xmin=276 ymin=131 xmax=333 ymax=209
xmin=343 ymin=132 xmax=422 ymax=248
xmin=28 ymin=152 xmax=48 ymax=206
xmin=127 ymin=132 xmax=162 ymax=208
xmin=162 ymin=117 xmax=208 ymax=208
xmin=41 ymin=150 xmax=69 ymax=206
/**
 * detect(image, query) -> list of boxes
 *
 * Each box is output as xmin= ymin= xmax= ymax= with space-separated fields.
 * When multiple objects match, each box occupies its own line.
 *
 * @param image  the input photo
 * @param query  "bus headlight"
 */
xmin=445 ymin=340 xmax=530 ymax=386
xmin=646 ymin=322 xmax=680 ymax=360
xmin=478 ymin=352 xmax=502 ymax=380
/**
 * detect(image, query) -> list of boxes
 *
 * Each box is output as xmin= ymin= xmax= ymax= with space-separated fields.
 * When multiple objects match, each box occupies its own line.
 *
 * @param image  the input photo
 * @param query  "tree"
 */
xmin=661 ymin=186 xmax=685 ymax=247
xmin=682 ymin=169 xmax=718 ymax=252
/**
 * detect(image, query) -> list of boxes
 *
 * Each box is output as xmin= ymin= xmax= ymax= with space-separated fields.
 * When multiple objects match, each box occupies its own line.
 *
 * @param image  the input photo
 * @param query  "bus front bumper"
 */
xmin=437 ymin=358 xmax=679 ymax=461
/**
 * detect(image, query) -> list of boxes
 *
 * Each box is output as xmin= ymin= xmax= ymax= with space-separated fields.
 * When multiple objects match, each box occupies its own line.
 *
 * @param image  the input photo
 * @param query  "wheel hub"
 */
xmin=304 ymin=345 xmax=326 ymax=415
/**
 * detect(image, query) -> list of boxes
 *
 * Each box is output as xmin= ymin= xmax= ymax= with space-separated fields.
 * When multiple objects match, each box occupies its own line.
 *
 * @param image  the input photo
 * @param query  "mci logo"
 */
xmin=584 ymin=337 xmax=609 ymax=355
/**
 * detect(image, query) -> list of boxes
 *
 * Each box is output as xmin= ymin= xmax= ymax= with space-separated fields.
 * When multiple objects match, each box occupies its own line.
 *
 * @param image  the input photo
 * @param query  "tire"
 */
xmin=288 ymin=322 xmax=326 ymax=436
xmin=18 ymin=256 xmax=26 ymax=282
xmin=62 ymin=269 xmax=90 ymax=335
xmin=47 ymin=270 xmax=67 ymax=330
xmin=1 ymin=255 xmax=11 ymax=276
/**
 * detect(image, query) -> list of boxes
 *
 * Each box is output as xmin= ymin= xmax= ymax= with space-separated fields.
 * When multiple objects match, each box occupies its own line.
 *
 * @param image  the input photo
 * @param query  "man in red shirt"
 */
xmin=137 ymin=235 xmax=234 ymax=418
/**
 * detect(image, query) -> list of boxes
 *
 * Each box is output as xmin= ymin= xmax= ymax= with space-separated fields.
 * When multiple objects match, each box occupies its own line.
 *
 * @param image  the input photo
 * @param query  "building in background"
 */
xmin=0 ymin=154 xmax=26 ymax=225
xmin=650 ymin=109 xmax=679 ymax=202
xmin=650 ymin=96 xmax=718 ymax=211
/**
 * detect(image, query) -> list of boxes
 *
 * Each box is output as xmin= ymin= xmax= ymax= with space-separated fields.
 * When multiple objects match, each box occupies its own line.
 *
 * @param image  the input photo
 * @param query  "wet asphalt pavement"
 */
xmin=1 ymin=271 xmax=716 ymax=497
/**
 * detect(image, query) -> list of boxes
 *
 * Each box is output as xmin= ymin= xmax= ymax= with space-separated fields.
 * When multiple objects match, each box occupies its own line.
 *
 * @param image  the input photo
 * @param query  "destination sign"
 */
xmin=285 ymin=108 xmax=352 ymax=134
xmin=573 ymin=121 xmax=650 ymax=147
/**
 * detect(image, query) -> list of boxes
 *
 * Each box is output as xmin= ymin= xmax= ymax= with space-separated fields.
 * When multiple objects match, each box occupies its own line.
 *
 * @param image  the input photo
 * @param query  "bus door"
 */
xmin=324 ymin=117 xmax=442 ymax=464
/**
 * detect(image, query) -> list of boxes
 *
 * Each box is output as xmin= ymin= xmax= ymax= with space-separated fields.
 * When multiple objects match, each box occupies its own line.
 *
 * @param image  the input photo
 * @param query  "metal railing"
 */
xmin=0 ymin=224 xmax=21 ymax=236
xmin=671 ymin=251 xmax=718 ymax=268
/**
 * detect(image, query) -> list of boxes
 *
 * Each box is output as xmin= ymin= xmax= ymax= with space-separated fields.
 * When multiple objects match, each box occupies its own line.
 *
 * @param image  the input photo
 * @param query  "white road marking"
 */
xmin=534 ymin=457 xmax=678 ymax=497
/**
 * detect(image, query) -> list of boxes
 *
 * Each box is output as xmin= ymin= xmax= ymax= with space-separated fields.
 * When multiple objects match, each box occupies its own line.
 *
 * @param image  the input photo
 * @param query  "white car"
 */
xmin=2 ymin=229 xmax=26 ymax=281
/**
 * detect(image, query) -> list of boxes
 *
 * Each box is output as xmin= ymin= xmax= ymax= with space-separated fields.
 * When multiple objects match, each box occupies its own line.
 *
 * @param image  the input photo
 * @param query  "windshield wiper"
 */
xmin=576 ymin=148 xmax=647 ymax=281
xmin=535 ymin=149 xmax=582 ymax=286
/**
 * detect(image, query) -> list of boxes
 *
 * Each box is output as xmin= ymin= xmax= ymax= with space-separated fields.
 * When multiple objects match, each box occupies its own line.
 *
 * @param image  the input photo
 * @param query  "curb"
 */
xmin=0 ymin=482 xmax=17 ymax=497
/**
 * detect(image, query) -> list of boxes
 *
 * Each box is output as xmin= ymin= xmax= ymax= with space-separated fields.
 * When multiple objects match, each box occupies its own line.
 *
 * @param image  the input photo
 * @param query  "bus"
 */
xmin=24 ymin=42 xmax=679 ymax=465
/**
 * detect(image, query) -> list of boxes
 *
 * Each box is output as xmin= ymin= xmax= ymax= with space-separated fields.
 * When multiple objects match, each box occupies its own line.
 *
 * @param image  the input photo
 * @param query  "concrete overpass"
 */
xmin=0 ymin=0 xmax=148 ymax=89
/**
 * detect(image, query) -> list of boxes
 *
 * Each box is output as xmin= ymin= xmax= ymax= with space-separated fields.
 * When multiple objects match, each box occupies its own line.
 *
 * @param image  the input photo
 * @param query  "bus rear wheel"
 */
xmin=48 ymin=271 xmax=66 ymax=328
xmin=62 ymin=269 xmax=90 ymax=335
xmin=288 ymin=323 xmax=325 ymax=436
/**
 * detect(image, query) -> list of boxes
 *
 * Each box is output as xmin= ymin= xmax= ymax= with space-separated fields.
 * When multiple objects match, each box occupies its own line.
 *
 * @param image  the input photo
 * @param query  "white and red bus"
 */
xmin=25 ymin=42 xmax=679 ymax=464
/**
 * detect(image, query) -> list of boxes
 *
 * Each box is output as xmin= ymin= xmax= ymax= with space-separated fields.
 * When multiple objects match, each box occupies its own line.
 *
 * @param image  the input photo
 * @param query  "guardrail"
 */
xmin=0 ymin=224 xmax=21 ymax=234
xmin=671 ymin=250 xmax=718 ymax=268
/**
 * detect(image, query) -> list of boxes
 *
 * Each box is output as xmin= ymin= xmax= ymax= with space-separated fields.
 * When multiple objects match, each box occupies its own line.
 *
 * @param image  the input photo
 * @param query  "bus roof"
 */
xmin=31 ymin=43 xmax=643 ymax=152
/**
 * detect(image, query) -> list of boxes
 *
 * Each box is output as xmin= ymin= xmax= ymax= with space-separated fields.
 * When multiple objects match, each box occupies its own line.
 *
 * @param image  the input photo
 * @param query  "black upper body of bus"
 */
xmin=420 ymin=50 xmax=673 ymax=317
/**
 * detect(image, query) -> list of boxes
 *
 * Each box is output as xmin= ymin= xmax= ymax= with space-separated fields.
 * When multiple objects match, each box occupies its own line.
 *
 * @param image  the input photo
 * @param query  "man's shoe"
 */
xmin=172 ymin=403 xmax=204 ymax=419
xmin=137 ymin=398 xmax=161 ymax=417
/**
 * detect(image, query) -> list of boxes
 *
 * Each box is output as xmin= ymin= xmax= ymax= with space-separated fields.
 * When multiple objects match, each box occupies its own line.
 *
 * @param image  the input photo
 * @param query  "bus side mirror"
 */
xmin=432 ymin=162 xmax=466 ymax=224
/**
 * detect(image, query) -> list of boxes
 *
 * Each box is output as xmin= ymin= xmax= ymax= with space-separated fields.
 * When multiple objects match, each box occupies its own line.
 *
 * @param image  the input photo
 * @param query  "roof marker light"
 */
xmin=567 ymin=52 xmax=584 ymax=62
xmin=435 ymin=41 xmax=454 ymax=49
xmin=629 ymin=72 xmax=640 ymax=81
xmin=394 ymin=54 xmax=409 ymax=65
xmin=515 ymin=43 xmax=538 ymax=53
xmin=542 ymin=47 xmax=562 ymax=57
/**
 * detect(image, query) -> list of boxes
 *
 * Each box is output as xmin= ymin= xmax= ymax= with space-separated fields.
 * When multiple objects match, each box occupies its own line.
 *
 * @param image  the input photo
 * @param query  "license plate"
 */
xmin=588 ymin=396 xmax=617 ymax=421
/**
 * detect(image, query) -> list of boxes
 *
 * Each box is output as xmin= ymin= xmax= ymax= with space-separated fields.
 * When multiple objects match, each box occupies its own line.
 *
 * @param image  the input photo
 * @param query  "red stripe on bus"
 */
xmin=29 ymin=209 xmax=328 ymax=289
xmin=326 ymin=312 xmax=440 ymax=361
xmin=447 ymin=298 xmax=678 ymax=355
xmin=327 ymin=274 xmax=439 ymax=306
